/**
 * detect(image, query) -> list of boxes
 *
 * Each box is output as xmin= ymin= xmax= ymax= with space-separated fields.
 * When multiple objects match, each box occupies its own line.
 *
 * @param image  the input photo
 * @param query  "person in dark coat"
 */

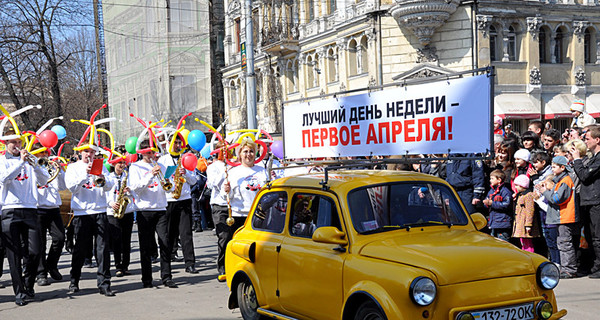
xmin=483 ymin=170 xmax=513 ymax=241
xmin=446 ymin=154 xmax=485 ymax=214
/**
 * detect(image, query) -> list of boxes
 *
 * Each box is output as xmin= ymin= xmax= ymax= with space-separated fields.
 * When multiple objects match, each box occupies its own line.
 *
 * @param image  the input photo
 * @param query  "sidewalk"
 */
xmin=0 ymin=226 xmax=241 ymax=319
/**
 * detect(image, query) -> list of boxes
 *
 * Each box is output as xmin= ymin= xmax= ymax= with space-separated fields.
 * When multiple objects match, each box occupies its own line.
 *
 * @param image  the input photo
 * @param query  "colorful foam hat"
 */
xmin=0 ymin=104 xmax=42 ymax=143
xmin=130 ymin=113 xmax=165 ymax=154
xmin=156 ymin=112 xmax=192 ymax=156
xmin=570 ymin=99 xmax=585 ymax=112
xmin=71 ymin=104 xmax=123 ymax=164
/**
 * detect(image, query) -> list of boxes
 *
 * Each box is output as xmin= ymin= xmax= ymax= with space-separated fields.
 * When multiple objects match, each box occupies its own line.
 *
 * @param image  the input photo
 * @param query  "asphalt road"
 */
xmin=0 ymin=227 xmax=598 ymax=319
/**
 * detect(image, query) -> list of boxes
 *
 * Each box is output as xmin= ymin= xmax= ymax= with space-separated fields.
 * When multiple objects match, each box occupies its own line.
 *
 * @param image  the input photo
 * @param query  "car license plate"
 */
xmin=471 ymin=303 xmax=534 ymax=320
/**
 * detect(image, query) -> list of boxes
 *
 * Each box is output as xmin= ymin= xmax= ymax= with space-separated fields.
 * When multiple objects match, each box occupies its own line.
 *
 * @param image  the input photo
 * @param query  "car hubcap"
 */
xmin=244 ymin=283 xmax=258 ymax=309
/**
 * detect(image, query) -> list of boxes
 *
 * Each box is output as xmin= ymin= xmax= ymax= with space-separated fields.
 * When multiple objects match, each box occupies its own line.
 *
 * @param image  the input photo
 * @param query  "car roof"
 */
xmin=270 ymin=169 xmax=448 ymax=192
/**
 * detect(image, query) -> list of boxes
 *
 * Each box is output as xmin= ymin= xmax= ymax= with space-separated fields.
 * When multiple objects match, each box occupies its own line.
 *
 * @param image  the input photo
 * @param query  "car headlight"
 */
xmin=409 ymin=277 xmax=436 ymax=306
xmin=537 ymin=262 xmax=559 ymax=290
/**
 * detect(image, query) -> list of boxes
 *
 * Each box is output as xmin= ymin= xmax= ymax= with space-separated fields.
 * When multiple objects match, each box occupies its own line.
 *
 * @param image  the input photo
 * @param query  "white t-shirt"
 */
xmin=222 ymin=165 xmax=267 ymax=217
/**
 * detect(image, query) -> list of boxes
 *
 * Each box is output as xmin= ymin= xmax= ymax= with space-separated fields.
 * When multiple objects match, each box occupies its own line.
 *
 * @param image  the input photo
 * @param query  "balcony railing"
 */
xmin=261 ymin=22 xmax=299 ymax=54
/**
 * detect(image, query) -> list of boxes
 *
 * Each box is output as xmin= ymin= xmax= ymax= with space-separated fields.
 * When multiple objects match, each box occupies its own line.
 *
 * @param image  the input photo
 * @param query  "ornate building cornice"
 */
xmin=389 ymin=0 xmax=460 ymax=46
xmin=575 ymin=67 xmax=586 ymax=86
xmin=529 ymin=66 xmax=541 ymax=85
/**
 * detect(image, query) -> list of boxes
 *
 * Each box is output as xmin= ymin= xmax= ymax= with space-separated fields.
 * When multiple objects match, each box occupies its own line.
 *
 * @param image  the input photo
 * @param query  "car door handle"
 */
xmin=333 ymin=246 xmax=346 ymax=253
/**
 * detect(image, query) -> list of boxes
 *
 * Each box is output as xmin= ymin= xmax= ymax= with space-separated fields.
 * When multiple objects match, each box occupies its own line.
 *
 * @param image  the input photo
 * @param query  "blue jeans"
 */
xmin=491 ymin=228 xmax=511 ymax=242
xmin=543 ymin=226 xmax=560 ymax=264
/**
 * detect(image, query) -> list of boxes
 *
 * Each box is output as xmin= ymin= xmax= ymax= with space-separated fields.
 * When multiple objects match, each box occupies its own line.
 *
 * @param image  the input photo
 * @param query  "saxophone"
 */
xmin=172 ymin=156 xmax=187 ymax=200
xmin=113 ymin=170 xmax=131 ymax=219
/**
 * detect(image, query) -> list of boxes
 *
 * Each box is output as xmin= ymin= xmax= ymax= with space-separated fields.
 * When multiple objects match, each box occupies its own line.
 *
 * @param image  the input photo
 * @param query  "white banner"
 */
xmin=283 ymin=74 xmax=491 ymax=159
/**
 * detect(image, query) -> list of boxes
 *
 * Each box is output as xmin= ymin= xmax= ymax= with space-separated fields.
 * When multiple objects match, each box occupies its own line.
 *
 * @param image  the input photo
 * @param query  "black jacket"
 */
xmin=572 ymin=151 xmax=600 ymax=206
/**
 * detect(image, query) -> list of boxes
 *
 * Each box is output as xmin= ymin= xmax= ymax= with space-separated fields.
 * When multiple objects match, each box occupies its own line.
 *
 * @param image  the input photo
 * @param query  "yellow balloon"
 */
xmin=180 ymin=128 xmax=190 ymax=144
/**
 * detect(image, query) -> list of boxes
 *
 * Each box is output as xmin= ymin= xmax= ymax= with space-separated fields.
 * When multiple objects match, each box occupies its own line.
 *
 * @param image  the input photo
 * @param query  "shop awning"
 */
xmin=542 ymin=93 xmax=572 ymax=119
xmin=494 ymin=93 xmax=541 ymax=119
xmin=586 ymin=94 xmax=600 ymax=118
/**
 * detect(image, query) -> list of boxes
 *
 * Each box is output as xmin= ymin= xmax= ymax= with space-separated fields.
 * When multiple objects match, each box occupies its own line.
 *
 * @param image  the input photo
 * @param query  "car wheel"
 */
xmin=237 ymin=278 xmax=263 ymax=320
xmin=354 ymin=300 xmax=386 ymax=320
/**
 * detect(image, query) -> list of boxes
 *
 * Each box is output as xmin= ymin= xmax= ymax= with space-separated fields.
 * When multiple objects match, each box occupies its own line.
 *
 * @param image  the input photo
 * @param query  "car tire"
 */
xmin=354 ymin=300 xmax=386 ymax=320
xmin=237 ymin=278 xmax=264 ymax=320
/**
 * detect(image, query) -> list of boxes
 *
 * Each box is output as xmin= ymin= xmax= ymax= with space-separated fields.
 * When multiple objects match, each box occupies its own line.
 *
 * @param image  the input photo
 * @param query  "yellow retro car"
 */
xmin=224 ymin=170 xmax=567 ymax=320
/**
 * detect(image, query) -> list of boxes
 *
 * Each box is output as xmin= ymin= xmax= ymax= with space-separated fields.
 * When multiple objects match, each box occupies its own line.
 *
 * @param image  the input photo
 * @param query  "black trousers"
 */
xmin=69 ymin=214 xmax=111 ymax=290
xmin=1 ymin=208 xmax=42 ymax=299
xmin=108 ymin=212 xmax=134 ymax=272
xmin=36 ymin=208 xmax=65 ymax=277
xmin=212 ymin=205 xmax=245 ymax=274
xmin=137 ymin=210 xmax=171 ymax=284
xmin=582 ymin=204 xmax=600 ymax=273
xmin=167 ymin=199 xmax=195 ymax=268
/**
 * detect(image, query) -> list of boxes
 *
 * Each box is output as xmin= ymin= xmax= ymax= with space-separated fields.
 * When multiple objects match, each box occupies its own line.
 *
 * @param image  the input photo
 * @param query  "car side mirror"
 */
xmin=312 ymin=226 xmax=348 ymax=246
xmin=470 ymin=212 xmax=487 ymax=231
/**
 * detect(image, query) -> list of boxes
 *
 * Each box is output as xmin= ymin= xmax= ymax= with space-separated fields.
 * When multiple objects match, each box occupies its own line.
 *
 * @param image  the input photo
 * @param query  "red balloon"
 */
xmin=182 ymin=153 xmax=198 ymax=171
xmin=125 ymin=153 xmax=138 ymax=165
xmin=38 ymin=130 xmax=58 ymax=148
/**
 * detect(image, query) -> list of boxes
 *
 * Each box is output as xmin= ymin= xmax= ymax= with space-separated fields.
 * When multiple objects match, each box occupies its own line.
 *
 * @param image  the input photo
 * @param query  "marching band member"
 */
xmin=64 ymin=146 xmax=115 ymax=296
xmin=34 ymin=143 xmax=67 ymax=286
xmin=206 ymin=141 xmax=230 ymax=280
xmin=106 ymin=146 xmax=136 ymax=278
xmin=158 ymin=134 xmax=199 ymax=274
xmin=0 ymin=128 xmax=50 ymax=306
xmin=129 ymin=140 xmax=177 ymax=288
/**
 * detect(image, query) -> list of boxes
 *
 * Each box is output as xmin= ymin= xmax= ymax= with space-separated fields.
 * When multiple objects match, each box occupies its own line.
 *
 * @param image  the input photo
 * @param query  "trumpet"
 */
xmin=151 ymin=159 xmax=173 ymax=191
xmin=95 ymin=176 xmax=106 ymax=187
xmin=16 ymin=147 xmax=48 ymax=167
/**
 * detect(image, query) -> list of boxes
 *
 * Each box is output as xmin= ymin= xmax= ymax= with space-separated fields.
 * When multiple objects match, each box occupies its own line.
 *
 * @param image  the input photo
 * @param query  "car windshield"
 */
xmin=348 ymin=182 xmax=469 ymax=234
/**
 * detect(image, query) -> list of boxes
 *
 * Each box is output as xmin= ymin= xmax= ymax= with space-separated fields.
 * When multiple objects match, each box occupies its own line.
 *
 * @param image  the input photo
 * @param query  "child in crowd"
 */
xmin=513 ymin=149 xmax=532 ymax=193
xmin=483 ymin=169 xmax=513 ymax=242
xmin=513 ymin=175 xmax=540 ymax=252
xmin=534 ymin=174 xmax=561 ymax=265
xmin=541 ymin=156 xmax=580 ymax=279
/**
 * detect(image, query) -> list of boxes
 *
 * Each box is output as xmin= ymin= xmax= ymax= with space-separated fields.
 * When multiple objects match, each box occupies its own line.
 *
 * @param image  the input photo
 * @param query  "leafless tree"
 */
xmin=0 ymin=0 xmax=93 ymax=130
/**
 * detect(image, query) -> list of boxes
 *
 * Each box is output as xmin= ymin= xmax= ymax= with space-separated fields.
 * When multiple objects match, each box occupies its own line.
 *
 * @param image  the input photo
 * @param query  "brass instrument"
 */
xmin=171 ymin=156 xmax=186 ymax=199
xmin=16 ymin=148 xmax=60 ymax=183
xmin=113 ymin=170 xmax=131 ymax=219
xmin=95 ymin=176 xmax=106 ymax=187
xmin=151 ymin=159 xmax=173 ymax=191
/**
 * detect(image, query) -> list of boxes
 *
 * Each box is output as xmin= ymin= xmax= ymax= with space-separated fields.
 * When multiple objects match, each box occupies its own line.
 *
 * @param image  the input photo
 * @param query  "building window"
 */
xmin=307 ymin=0 xmax=314 ymax=22
xmin=539 ymin=26 xmax=551 ymax=63
xmin=328 ymin=0 xmax=336 ymax=14
xmin=170 ymin=75 xmax=197 ymax=114
xmin=584 ymin=27 xmax=596 ymax=64
xmin=235 ymin=18 xmax=241 ymax=52
xmin=507 ymin=26 xmax=517 ymax=61
xmin=169 ymin=0 xmax=196 ymax=33
xmin=306 ymin=56 xmax=315 ymax=88
xmin=554 ymin=27 xmax=566 ymax=64
xmin=489 ymin=25 xmax=498 ymax=62
xmin=359 ymin=36 xmax=368 ymax=74
xmin=229 ymin=80 xmax=237 ymax=106
xmin=327 ymin=47 xmax=337 ymax=83
xmin=348 ymin=39 xmax=357 ymax=76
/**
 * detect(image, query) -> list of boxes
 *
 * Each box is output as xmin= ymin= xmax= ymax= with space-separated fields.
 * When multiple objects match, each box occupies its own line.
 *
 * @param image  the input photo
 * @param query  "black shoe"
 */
xmin=24 ymin=288 xmax=35 ymax=299
xmin=37 ymin=277 xmax=49 ymax=286
xmin=115 ymin=270 xmax=124 ymax=277
xmin=151 ymin=256 xmax=160 ymax=264
xmin=142 ymin=282 xmax=154 ymax=288
xmin=195 ymin=228 xmax=203 ymax=233
xmin=163 ymin=279 xmax=178 ymax=288
xmin=99 ymin=288 xmax=116 ymax=297
xmin=15 ymin=298 xmax=27 ymax=306
xmin=68 ymin=283 xmax=80 ymax=294
xmin=589 ymin=271 xmax=600 ymax=279
xmin=83 ymin=258 xmax=93 ymax=268
xmin=171 ymin=254 xmax=183 ymax=262
xmin=49 ymin=269 xmax=63 ymax=281
xmin=185 ymin=266 xmax=199 ymax=274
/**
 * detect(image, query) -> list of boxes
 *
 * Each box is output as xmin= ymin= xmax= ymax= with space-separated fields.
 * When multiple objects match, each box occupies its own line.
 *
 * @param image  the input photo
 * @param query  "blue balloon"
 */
xmin=51 ymin=125 xmax=67 ymax=140
xmin=187 ymin=130 xmax=206 ymax=151
xmin=200 ymin=144 xmax=211 ymax=159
